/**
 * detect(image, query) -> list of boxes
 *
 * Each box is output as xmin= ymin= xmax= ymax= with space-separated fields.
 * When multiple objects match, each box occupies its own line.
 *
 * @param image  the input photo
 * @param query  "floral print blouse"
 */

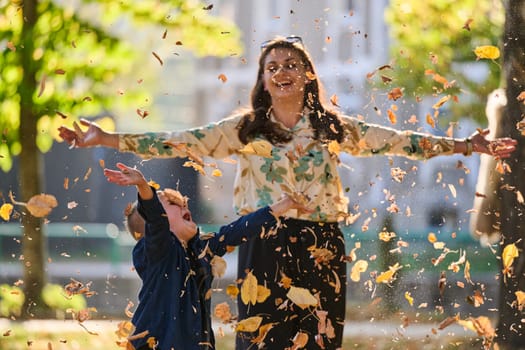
xmin=119 ymin=111 xmax=456 ymax=223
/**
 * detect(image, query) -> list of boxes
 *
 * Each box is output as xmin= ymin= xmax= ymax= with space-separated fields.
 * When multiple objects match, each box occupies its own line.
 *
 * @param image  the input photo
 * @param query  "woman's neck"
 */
xmin=271 ymin=99 xmax=304 ymax=129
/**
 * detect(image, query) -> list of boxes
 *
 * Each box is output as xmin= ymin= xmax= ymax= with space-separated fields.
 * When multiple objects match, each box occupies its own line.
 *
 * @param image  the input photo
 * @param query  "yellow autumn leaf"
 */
xmin=350 ymin=260 xmax=368 ymax=282
xmin=211 ymin=168 xmax=222 ymax=177
xmin=404 ymin=291 xmax=414 ymax=306
xmin=327 ymin=140 xmax=340 ymax=156
xmin=256 ymin=285 xmax=271 ymax=303
xmin=376 ymin=263 xmax=402 ymax=284
xmin=115 ymin=321 xmax=135 ymax=338
xmin=502 ymin=243 xmax=519 ymax=273
xmin=474 ymin=45 xmax=500 ymax=60
xmin=286 ymin=286 xmax=318 ymax=309
xmin=515 ymin=290 xmax=525 ymax=311
xmin=241 ymin=271 xmax=258 ymax=305
xmin=235 ymin=316 xmax=263 ymax=332
xmin=226 ymin=284 xmax=239 ymax=298
xmin=427 ymin=232 xmax=437 ymax=243
xmin=146 ymin=337 xmax=157 ymax=348
xmin=146 ymin=180 xmax=160 ymax=190
xmin=0 ymin=203 xmax=13 ymax=221
xmin=432 ymin=95 xmax=451 ymax=109
xmin=183 ymin=160 xmax=206 ymax=175
xmin=379 ymin=231 xmax=396 ymax=242
xmin=239 ymin=140 xmax=273 ymax=158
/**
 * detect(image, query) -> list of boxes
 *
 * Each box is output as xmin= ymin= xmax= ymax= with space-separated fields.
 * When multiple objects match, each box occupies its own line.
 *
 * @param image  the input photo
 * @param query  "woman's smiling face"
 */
xmin=262 ymin=47 xmax=310 ymax=102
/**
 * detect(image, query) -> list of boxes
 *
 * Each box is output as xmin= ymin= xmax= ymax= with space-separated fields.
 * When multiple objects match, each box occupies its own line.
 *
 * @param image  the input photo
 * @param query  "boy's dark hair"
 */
xmin=124 ymin=201 xmax=145 ymax=241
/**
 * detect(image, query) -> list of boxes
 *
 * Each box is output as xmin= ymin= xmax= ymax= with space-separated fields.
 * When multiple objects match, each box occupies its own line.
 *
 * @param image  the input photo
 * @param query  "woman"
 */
xmin=59 ymin=36 xmax=516 ymax=350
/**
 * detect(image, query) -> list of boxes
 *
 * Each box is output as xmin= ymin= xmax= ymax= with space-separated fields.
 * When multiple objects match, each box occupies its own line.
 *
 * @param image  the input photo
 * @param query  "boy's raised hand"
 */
xmin=104 ymin=162 xmax=153 ymax=200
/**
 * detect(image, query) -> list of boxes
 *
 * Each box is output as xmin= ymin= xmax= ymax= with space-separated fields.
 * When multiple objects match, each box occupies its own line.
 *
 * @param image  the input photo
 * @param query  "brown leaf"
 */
xmin=152 ymin=51 xmax=163 ymax=66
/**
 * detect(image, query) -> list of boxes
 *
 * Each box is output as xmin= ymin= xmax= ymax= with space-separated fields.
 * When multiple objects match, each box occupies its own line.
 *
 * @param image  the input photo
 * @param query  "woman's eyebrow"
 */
xmin=265 ymin=57 xmax=298 ymax=65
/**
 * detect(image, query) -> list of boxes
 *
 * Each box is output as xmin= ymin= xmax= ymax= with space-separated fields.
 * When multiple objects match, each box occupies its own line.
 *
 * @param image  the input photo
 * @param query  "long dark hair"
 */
xmin=237 ymin=36 xmax=344 ymax=145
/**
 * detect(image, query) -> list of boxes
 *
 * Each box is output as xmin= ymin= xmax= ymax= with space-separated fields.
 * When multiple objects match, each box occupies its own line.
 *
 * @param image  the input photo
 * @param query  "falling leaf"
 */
xmin=515 ymin=290 xmax=525 ymax=311
xmin=250 ymin=322 xmax=275 ymax=344
xmin=448 ymin=184 xmax=457 ymax=198
xmin=214 ymin=302 xmax=232 ymax=323
xmin=390 ymin=167 xmax=406 ymax=182
xmin=0 ymin=203 xmax=14 ymax=221
xmin=462 ymin=18 xmax=473 ymax=31
xmin=211 ymin=169 xmax=222 ymax=177
xmin=350 ymin=260 xmax=368 ymax=282
xmin=211 ymin=256 xmax=227 ymax=278
xmin=37 ymin=74 xmax=47 ymax=97
xmin=438 ymin=314 xmax=459 ymax=330
xmin=226 ymin=284 xmax=239 ymax=298
xmin=239 ymin=140 xmax=273 ymax=158
xmin=379 ymin=230 xmax=396 ymax=242
xmin=305 ymin=71 xmax=316 ymax=80
xmin=286 ymin=286 xmax=318 ymax=309
xmin=387 ymin=109 xmax=397 ymax=124
xmin=183 ymin=160 xmax=206 ymax=175
xmin=115 ymin=321 xmax=135 ymax=338
xmin=136 ymin=109 xmax=149 ymax=119
xmin=240 ymin=271 xmax=258 ymax=305
xmin=290 ymin=332 xmax=309 ymax=350
xmin=257 ymin=285 xmax=271 ymax=303
xmin=329 ymin=94 xmax=339 ymax=106
xmin=6 ymin=41 xmax=15 ymax=51
xmin=438 ymin=271 xmax=447 ymax=296
xmin=404 ymin=291 xmax=414 ymax=306
xmin=376 ymin=263 xmax=401 ymax=284
xmin=387 ymin=87 xmax=403 ymax=101
xmin=433 ymin=95 xmax=451 ymax=109
xmin=474 ymin=45 xmax=500 ymax=60
xmin=202 ymin=4 xmax=213 ymax=10
xmin=466 ymin=289 xmax=485 ymax=307
xmin=327 ymin=140 xmax=340 ymax=156
xmin=25 ymin=194 xmax=58 ymax=217
xmin=235 ymin=316 xmax=263 ymax=332
xmin=152 ymin=51 xmax=163 ymax=65
xmin=425 ymin=113 xmax=435 ymax=128
xmin=502 ymin=243 xmax=519 ymax=278
xmin=428 ymin=232 xmax=437 ymax=243
xmin=218 ymin=73 xmax=228 ymax=83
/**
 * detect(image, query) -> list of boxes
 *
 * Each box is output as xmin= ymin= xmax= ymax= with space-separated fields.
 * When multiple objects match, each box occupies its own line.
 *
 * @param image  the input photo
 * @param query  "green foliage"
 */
xmin=41 ymin=284 xmax=87 ymax=313
xmin=0 ymin=284 xmax=25 ymax=317
xmin=0 ymin=283 xmax=87 ymax=318
xmin=384 ymin=0 xmax=504 ymax=122
xmin=0 ymin=0 xmax=243 ymax=171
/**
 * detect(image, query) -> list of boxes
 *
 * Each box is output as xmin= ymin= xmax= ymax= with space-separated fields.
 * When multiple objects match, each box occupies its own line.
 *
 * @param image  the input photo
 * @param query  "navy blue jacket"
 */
xmin=131 ymin=190 xmax=277 ymax=350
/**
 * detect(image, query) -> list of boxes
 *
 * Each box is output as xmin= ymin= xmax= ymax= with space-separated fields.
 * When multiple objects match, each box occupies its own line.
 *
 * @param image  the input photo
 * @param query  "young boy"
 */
xmin=104 ymin=162 xmax=308 ymax=350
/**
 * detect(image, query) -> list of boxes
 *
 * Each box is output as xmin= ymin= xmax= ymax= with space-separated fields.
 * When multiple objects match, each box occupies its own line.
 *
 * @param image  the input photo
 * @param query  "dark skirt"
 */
xmin=236 ymin=218 xmax=347 ymax=350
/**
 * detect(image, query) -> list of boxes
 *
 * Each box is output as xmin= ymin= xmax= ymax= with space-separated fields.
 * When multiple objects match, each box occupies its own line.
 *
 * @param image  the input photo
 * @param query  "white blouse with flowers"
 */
xmin=119 ymin=111 xmax=456 ymax=223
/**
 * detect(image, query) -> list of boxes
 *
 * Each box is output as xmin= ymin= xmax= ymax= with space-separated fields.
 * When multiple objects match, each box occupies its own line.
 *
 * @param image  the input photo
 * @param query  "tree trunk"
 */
xmin=497 ymin=0 xmax=525 ymax=347
xmin=18 ymin=0 xmax=52 ymax=319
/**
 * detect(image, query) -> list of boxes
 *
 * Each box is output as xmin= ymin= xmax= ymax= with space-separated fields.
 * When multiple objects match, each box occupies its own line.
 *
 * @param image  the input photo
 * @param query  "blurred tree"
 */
xmin=0 ymin=0 xmax=242 ymax=318
xmin=497 ymin=1 xmax=525 ymax=348
xmin=384 ymin=0 xmax=504 ymax=123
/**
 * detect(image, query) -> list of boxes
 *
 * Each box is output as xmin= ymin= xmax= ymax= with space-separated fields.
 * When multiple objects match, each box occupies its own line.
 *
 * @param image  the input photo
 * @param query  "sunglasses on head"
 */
xmin=260 ymin=35 xmax=303 ymax=50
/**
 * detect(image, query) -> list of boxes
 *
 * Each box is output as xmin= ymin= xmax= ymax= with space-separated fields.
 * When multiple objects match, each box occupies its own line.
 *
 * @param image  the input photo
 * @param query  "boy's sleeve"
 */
xmin=199 ymin=206 xmax=277 ymax=256
xmin=137 ymin=189 xmax=173 ymax=261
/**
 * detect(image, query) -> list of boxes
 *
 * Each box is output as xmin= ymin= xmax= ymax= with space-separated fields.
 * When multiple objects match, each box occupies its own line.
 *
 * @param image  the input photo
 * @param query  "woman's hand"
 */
xmin=470 ymin=128 xmax=517 ymax=159
xmin=58 ymin=118 xmax=117 ymax=148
